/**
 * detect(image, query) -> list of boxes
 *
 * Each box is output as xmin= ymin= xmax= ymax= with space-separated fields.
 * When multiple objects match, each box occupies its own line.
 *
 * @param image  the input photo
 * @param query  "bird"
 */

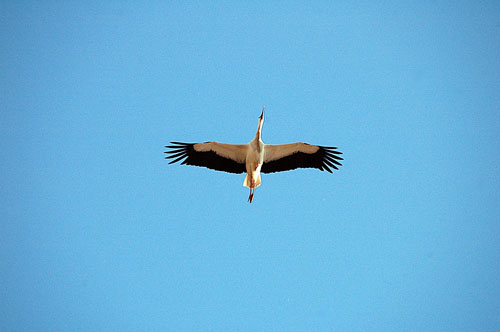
xmin=165 ymin=107 xmax=343 ymax=203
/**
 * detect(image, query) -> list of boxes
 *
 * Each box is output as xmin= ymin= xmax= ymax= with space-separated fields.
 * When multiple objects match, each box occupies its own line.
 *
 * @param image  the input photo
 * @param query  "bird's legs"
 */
xmin=248 ymin=188 xmax=255 ymax=203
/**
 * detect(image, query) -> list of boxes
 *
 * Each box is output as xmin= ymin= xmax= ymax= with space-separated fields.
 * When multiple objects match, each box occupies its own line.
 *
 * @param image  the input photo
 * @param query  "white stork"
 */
xmin=165 ymin=107 xmax=343 ymax=203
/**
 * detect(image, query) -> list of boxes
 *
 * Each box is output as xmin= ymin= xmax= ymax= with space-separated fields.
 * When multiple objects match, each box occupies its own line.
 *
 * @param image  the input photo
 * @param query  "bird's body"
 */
xmin=165 ymin=107 xmax=343 ymax=203
xmin=243 ymin=136 xmax=264 ymax=202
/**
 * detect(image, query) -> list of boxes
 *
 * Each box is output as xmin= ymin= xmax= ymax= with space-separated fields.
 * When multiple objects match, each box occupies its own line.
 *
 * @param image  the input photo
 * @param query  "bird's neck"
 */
xmin=255 ymin=120 xmax=263 ymax=141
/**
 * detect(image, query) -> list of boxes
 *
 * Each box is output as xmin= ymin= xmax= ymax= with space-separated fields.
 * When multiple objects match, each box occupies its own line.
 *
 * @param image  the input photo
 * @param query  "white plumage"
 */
xmin=165 ymin=107 xmax=343 ymax=202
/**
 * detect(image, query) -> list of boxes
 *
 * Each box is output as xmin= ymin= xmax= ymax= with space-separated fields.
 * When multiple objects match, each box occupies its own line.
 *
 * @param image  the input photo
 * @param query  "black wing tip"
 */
xmin=165 ymin=142 xmax=192 ymax=164
xmin=170 ymin=141 xmax=194 ymax=146
xmin=323 ymin=147 xmax=342 ymax=154
xmin=321 ymin=146 xmax=343 ymax=172
xmin=169 ymin=154 xmax=188 ymax=164
xmin=165 ymin=156 xmax=184 ymax=163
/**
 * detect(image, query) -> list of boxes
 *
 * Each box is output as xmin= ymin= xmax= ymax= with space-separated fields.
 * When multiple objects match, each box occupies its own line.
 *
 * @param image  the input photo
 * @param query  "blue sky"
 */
xmin=1 ymin=1 xmax=499 ymax=331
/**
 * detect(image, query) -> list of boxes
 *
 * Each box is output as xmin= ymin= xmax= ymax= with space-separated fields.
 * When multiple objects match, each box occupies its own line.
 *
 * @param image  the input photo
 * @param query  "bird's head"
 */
xmin=255 ymin=106 xmax=265 ymax=139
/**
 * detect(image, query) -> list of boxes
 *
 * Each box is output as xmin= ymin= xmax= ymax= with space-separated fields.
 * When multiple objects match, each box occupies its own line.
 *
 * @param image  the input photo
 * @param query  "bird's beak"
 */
xmin=260 ymin=106 xmax=265 ymax=119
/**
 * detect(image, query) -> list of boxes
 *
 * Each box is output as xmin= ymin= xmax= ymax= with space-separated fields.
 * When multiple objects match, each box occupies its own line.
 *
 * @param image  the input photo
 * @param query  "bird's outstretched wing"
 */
xmin=165 ymin=141 xmax=247 ymax=174
xmin=262 ymin=143 xmax=343 ymax=174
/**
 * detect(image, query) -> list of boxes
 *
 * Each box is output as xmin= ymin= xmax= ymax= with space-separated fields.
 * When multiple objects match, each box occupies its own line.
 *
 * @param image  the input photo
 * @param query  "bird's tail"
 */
xmin=243 ymin=173 xmax=261 ymax=188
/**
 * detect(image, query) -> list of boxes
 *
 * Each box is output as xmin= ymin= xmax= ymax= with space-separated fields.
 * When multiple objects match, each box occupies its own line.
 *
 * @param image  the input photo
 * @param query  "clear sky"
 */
xmin=1 ymin=2 xmax=499 ymax=331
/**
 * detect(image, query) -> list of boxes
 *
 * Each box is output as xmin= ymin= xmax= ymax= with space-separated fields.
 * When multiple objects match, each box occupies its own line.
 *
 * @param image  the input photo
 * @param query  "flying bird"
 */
xmin=165 ymin=107 xmax=343 ymax=203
